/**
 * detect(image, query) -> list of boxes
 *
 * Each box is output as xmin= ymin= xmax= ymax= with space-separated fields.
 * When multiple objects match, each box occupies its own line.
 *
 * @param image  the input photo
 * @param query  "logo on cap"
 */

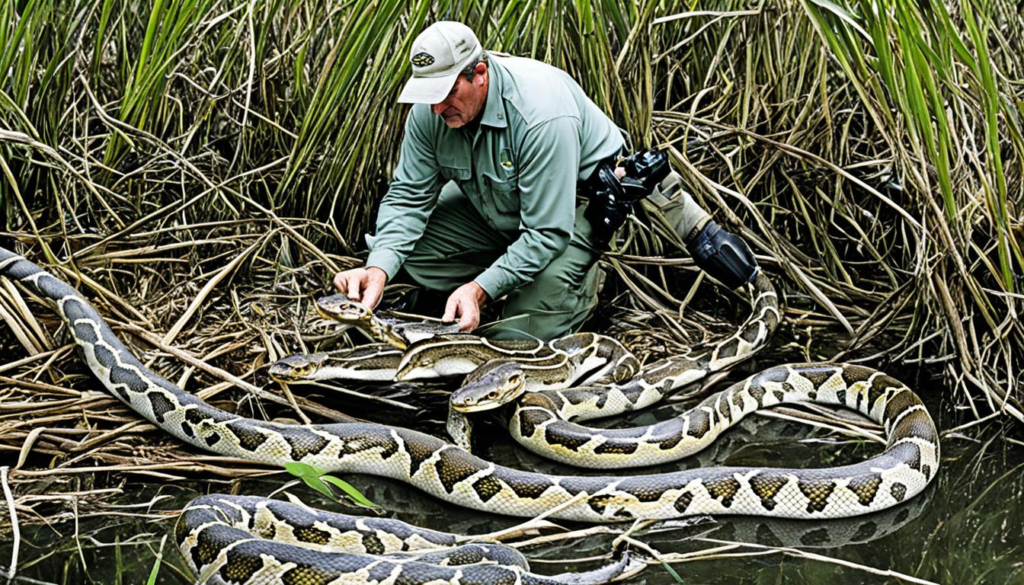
xmin=411 ymin=52 xmax=435 ymax=67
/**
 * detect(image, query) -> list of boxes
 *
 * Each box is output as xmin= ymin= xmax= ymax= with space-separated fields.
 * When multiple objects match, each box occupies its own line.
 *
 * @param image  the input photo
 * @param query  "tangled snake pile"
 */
xmin=0 ymin=246 xmax=940 ymax=584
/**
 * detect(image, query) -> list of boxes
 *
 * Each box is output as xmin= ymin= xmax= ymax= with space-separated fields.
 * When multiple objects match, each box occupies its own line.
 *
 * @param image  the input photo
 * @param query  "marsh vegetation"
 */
xmin=0 ymin=0 xmax=1021 ymax=582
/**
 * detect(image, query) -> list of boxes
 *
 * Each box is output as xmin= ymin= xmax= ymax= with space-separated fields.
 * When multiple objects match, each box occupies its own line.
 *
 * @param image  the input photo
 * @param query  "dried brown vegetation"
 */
xmin=0 ymin=0 xmax=1023 ymax=580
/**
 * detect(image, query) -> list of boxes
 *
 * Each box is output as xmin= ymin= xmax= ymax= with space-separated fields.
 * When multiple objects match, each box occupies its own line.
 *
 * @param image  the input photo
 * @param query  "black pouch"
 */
xmin=582 ymin=149 xmax=672 ymax=246
xmin=582 ymin=163 xmax=630 ymax=246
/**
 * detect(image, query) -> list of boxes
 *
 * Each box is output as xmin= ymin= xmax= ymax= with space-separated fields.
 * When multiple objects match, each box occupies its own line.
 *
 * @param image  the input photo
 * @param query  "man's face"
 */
xmin=431 ymin=64 xmax=488 ymax=129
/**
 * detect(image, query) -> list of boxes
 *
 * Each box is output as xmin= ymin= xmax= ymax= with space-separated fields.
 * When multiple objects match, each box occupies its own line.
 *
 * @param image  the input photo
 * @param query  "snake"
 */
xmin=442 ymin=277 xmax=787 ymax=467
xmin=0 ymin=247 xmax=940 ymax=580
xmin=305 ymin=272 xmax=789 ymax=469
xmin=314 ymin=293 xmax=641 ymax=388
xmin=269 ymin=344 xmax=405 ymax=383
xmin=272 ymin=332 xmax=640 ymax=397
xmin=315 ymin=293 xmax=461 ymax=350
xmin=177 ymin=494 xmax=644 ymax=584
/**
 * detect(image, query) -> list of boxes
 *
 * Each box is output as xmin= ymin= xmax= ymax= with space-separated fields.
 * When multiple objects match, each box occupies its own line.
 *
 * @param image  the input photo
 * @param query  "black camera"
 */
xmin=583 ymin=149 xmax=671 ymax=246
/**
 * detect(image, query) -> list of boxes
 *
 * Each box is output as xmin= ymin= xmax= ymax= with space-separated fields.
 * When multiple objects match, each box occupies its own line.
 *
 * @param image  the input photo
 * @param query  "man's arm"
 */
xmin=365 ymin=106 xmax=444 ymax=282
xmin=336 ymin=106 xmax=442 ymax=308
xmin=474 ymin=116 xmax=581 ymax=300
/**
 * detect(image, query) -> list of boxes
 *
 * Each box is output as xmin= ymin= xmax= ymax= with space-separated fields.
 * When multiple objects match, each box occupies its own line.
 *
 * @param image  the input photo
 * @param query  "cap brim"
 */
xmin=397 ymin=72 xmax=460 ymax=104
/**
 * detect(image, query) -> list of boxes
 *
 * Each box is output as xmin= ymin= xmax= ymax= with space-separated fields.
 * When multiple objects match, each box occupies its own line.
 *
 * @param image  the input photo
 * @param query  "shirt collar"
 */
xmin=478 ymin=58 xmax=508 ymax=129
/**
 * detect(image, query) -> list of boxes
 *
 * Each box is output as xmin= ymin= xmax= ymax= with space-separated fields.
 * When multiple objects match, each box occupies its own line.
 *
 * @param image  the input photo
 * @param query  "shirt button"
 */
xmin=498 ymin=113 xmax=503 ymax=119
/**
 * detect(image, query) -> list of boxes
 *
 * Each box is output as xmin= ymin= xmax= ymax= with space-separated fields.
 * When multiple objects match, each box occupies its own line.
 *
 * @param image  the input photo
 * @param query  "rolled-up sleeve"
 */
xmin=365 ymin=106 xmax=443 ymax=280
xmin=475 ymin=116 xmax=580 ymax=299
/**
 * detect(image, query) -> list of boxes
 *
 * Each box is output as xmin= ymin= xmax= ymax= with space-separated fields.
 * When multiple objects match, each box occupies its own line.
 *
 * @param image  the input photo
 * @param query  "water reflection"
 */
xmin=2 ymin=376 xmax=1021 ymax=584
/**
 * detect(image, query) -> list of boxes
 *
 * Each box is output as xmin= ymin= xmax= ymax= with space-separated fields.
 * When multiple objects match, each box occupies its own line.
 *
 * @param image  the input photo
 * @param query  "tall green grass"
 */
xmin=0 ymin=0 xmax=1020 ymax=419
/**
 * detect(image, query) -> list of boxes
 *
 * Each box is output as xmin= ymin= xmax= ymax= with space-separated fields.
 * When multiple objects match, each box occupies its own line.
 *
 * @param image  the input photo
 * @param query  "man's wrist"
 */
xmin=473 ymin=270 xmax=506 ymax=301
xmin=365 ymin=250 xmax=402 ymax=281
xmin=468 ymin=281 xmax=489 ymax=303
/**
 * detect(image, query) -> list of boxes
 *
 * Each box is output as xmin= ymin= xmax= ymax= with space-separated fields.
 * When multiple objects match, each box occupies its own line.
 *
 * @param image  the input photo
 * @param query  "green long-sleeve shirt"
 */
xmin=366 ymin=55 xmax=623 ymax=299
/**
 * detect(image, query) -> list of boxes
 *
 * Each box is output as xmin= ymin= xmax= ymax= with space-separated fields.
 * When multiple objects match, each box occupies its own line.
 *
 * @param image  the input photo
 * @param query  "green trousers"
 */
xmin=391 ymin=172 xmax=710 ymax=341
xmin=398 ymin=181 xmax=603 ymax=341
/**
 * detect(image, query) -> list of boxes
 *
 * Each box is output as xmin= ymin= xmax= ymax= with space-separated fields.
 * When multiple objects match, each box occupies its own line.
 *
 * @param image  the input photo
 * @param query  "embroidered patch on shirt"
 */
xmin=499 ymin=147 xmax=515 ymax=171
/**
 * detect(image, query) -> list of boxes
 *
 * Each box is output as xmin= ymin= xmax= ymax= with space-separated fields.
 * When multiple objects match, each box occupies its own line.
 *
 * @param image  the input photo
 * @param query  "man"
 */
xmin=334 ymin=22 xmax=753 ymax=340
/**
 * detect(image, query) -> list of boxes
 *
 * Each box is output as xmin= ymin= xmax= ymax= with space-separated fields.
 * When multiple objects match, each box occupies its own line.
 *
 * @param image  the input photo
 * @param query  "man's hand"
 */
xmin=332 ymin=267 xmax=388 ymax=310
xmin=442 ymin=281 xmax=489 ymax=332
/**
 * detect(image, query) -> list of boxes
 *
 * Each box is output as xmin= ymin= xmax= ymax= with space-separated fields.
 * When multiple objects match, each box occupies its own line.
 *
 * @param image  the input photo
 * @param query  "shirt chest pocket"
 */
xmin=439 ymin=165 xmax=471 ymax=183
xmin=484 ymin=170 xmax=519 ymax=216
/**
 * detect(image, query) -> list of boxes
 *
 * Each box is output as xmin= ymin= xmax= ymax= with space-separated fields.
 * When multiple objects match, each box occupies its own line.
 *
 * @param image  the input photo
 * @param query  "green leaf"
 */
xmin=660 ymin=560 xmax=685 ymax=583
xmin=284 ymin=461 xmax=378 ymax=508
xmin=805 ymin=0 xmax=870 ymax=41
xmin=114 ymin=536 xmax=123 ymax=585
xmin=320 ymin=475 xmax=379 ymax=509
xmin=284 ymin=461 xmax=334 ymax=499
xmin=145 ymin=556 xmax=161 ymax=585
xmin=146 ymin=534 xmax=167 ymax=585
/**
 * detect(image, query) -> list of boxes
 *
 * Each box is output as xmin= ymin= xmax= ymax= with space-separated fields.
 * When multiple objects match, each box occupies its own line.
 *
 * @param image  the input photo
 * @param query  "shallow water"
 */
xmin=2 ymin=361 xmax=1022 ymax=584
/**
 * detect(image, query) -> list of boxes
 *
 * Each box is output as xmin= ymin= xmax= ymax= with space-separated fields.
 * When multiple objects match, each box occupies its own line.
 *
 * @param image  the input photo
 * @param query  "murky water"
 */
xmin=2 ymin=362 xmax=1022 ymax=584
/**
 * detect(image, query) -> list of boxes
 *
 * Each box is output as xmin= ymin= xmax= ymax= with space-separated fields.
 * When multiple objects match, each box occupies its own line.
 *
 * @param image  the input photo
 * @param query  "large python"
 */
xmin=270 ymin=330 xmax=639 ymax=390
xmin=441 ymin=279 xmax=780 ymax=467
xmin=314 ymin=293 xmax=641 ymax=388
xmin=177 ymin=494 xmax=644 ymax=584
xmin=299 ymin=272 xmax=787 ymax=469
xmin=0 ymin=248 xmax=939 ymax=579
xmin=269 ymin=344 xmax=405 ymax=382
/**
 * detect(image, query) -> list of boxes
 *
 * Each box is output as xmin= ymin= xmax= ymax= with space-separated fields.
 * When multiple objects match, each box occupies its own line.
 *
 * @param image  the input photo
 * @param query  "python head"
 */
xmin=450 ymin=360 xmax=527 ymax=413
xmin=315 ymin=293 xmax=407 ymax=349
xmin=268 ymin=352 xmax=329 ymax=382
xmin=316 ymin=293 xmax=373 ymax=323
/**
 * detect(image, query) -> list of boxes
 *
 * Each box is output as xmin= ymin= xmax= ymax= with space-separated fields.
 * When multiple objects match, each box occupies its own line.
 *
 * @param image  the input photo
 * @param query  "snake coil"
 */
xmin=0 ymin=247 xmax=939 ymax=584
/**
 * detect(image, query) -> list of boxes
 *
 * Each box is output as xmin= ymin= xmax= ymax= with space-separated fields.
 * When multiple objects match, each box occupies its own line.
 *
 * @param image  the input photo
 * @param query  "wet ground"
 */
xmin=3 ymin=356 xmax=1021 ymax=585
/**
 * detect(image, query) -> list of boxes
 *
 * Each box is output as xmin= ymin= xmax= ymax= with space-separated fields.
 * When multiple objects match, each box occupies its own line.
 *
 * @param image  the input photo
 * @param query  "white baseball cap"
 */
xmin=398 ymin=22 xmax=483 ymax=104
